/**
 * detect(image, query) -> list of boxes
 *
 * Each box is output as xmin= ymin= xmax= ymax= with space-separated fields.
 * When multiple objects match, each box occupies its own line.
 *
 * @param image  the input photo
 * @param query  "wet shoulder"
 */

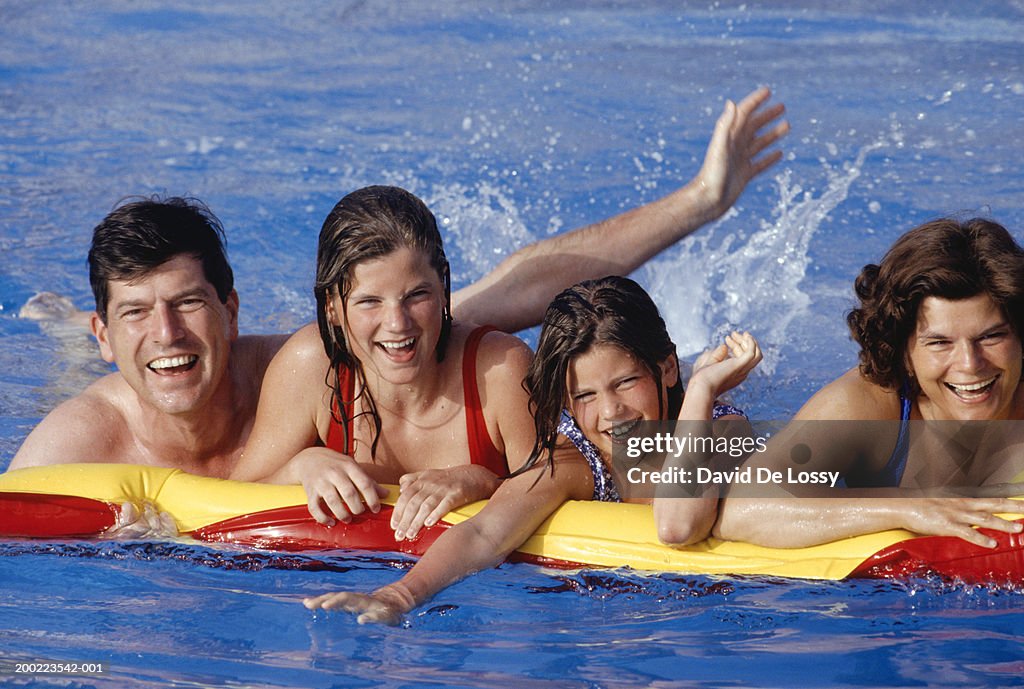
xmin=456 ymin=322 xmax=533 ymax=374
xmin=233 ymin=333 xmax=290 ymax=378
xmin=269 ymin=323 xmax=330 ymax=366
xmin=794 ymin=367 xmax=902 ymax=421
xmin=10 ymin=378 xmax=128 ymax=469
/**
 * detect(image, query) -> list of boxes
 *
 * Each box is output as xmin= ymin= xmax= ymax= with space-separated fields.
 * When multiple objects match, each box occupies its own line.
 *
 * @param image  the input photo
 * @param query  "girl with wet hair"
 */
xmin=524 ymin=276 xmax=683 ymax=485
xmin=304 ymin=275 xmax=761 ymax=624
xmin=312 ymin=185 xmax=454 ymax=459
xmin=234 ymin=186 xmax=536 ymax=540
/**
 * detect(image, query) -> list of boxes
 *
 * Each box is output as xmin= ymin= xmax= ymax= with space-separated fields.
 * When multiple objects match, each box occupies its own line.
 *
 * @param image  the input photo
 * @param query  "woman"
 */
xmin=303 ymin=276 xmax=761 ymax=624
xmin=716 ymin=217 xmax=1024 ymax=548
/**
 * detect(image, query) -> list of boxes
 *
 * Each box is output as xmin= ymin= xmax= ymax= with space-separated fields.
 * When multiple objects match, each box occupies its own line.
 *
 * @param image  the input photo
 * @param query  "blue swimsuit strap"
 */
xmin=558 ymin=403 xmax=748 ymax=503
xmin=845 ymin=382 xmax=913 ymax=488
xmin=885 ymin=384 xmax=914 ymax=486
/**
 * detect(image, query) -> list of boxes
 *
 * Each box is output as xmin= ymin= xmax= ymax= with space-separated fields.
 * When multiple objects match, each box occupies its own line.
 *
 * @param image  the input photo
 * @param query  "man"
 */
xmin=9 ymin=87 xmax=787 ymax=479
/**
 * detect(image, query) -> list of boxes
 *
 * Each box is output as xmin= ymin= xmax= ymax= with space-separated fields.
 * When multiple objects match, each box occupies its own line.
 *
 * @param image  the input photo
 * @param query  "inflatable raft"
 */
xmin=2 ymin=463 xmax=1023 ymax=584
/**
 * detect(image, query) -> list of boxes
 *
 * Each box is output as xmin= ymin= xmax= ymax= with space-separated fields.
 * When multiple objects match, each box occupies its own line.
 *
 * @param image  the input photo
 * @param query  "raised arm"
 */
xmin=452 ymin=87 xmax=788 ymax=332
xmin=654 ymin=332 xmax=762 ymax=546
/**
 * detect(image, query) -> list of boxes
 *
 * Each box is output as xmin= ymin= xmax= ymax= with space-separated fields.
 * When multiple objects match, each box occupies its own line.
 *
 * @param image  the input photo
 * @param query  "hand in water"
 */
xmin=304 ymin=583 xmax=416 ymax=626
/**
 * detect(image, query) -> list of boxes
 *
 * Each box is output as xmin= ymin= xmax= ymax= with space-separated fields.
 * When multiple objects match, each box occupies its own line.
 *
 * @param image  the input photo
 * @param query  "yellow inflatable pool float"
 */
xmin=2 ymin=463 xmax=1023 ymax=583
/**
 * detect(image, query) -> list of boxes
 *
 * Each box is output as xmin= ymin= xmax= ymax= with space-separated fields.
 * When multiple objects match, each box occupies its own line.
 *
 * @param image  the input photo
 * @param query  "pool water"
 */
xmin=2 ymin=1 xmax=1023 ymax=687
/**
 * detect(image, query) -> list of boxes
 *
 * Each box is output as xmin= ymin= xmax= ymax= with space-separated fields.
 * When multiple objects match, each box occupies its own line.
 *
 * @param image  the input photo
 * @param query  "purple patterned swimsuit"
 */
xmin=557 ymin=403 xmax=747 ymax=502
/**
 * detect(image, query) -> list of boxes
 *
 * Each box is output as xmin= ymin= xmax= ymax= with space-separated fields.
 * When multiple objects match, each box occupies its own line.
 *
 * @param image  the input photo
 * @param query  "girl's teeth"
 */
xmin=380 ymin=337 xmax=415 ymax=350
xmin=610 ymin=419 xmax=639 ymax=438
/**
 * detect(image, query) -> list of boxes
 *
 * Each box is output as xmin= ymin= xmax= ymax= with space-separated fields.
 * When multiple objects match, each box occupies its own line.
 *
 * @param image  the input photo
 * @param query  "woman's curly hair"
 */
xmin=846 ymin=217 xmax=1024 ymax=395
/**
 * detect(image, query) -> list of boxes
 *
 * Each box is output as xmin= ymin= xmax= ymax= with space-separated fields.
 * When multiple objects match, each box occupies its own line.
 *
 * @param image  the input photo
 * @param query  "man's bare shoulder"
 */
xmin=8 ymin=376 xmax=130 ymax=470
xmin=232 ymin=333 xmax=291 ymax=375
xmin=795 ymin=367 xmax=902 ymax=421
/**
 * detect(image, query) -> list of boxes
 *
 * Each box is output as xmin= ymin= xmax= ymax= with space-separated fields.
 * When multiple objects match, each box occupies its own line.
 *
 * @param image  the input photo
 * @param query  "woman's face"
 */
xmin=566 ymin=344 xmax=677 ymax=459
xmin=907 ymin=293 xmax=1023 ymax=421
xmin=331 ymin=246 xmax=445 ymax=386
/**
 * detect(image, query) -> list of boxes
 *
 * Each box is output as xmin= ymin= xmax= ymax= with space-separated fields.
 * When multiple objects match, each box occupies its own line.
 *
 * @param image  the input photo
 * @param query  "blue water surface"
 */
xmin=2 ymin=1 xmax=1023 ymax=687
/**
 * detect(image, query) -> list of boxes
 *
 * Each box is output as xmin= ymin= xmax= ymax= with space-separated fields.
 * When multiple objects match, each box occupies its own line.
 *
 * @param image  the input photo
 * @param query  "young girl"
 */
xmin=304 ymin=275 xmax=761 ymax=624
xmin=231 ymin=186 xmax=537 ymax=540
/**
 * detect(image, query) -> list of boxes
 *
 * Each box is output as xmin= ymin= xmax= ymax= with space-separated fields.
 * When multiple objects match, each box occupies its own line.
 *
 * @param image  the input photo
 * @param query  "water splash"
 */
xmin=648 ymin=140 xmax=886 ymax=376
xmin=429 ymin=180 xmax=535 ymax=286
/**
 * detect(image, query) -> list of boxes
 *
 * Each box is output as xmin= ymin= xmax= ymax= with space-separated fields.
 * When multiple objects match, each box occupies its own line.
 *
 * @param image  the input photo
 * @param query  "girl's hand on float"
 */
xmin=899 ymin=496 xmax=1024 ymax=548
xmin=291 ymin=447 xmax=389 ymax=526
xmin=304 ymin=583 xmax=415 ymax=626
xmin=696 ymin=87 xmax=788 ymax=217
xmin=691 ymin=330 xmax=762 ymax=399
xmin=392 ymin=465 xmax=501 ymax=541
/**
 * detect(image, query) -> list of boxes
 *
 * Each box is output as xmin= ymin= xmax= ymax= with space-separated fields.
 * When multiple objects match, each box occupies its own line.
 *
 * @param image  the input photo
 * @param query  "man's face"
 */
xmin=91 ymin=254 xmax=239 ymax=416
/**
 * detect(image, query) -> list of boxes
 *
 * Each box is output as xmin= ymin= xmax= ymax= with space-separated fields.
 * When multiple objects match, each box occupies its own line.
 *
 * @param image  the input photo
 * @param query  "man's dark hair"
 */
xmin=89 ymin=196 xmax=234 ymax=321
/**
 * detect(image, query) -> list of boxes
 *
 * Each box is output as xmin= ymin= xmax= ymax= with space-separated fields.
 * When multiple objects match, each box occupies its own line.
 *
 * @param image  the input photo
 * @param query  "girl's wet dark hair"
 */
xmin=314 ymin=185 xmax=452 ymax=457
xmin=522 ymin=275 xmax=681 ymax=473
xmin=89 ymin=196 xmax=233 ymax=322
xmin=847 ymin=217 xmax=1024 ymax=396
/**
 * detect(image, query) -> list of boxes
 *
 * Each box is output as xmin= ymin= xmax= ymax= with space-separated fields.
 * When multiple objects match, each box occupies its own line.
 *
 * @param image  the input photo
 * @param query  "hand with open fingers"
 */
xmin=391 ymin=464 xmax=502 ymax=541
xmin=304 ymin=583 xmax=415 ymax=626
xmin=291 ymin=447 xmax=389 ymax=526
xmin=691 ymin=331 xmax=762 ymax=399
xmin=900 ymin=497 xmax=1024 ymax=548
xmin=697 ymin=86 xmax=789 ymax=215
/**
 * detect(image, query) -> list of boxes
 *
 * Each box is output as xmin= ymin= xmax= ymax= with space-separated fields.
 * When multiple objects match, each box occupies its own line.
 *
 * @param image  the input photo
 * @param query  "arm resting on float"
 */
xmin=715 ymin=491 xmax=1024 ymax=549
xmin=713 ymin=370 xmax=1024 ymax=548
